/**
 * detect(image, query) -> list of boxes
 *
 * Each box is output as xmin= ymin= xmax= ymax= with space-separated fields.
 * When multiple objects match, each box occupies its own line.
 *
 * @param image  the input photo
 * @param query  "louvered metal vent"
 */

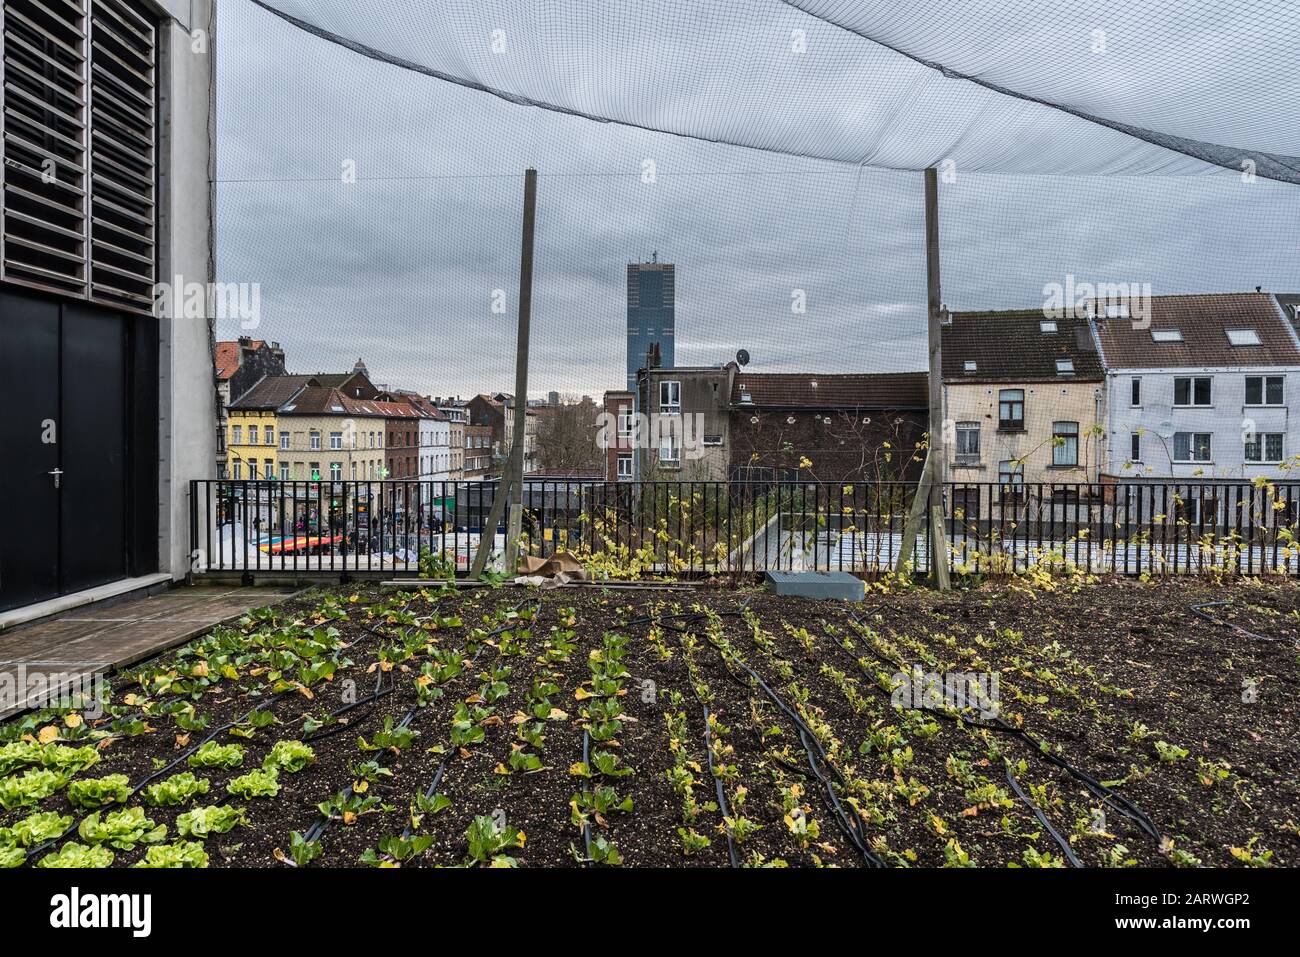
xmin=2 ymin=0 xmax=156 ymax=312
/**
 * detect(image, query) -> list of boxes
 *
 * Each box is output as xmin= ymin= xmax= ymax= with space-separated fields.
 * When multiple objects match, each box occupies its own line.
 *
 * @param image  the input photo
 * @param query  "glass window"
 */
xmin=1130 ymin=432 xmax=1141 ymax=462
xmin=330 ymin=463 xmax=342 ymax=481
xmin=263 ymin=461 xmax=273 ymax=480
xmin=1245 ymin=433 xmax=1284 ymax=462
xmin=1245 ymin=375 xmax=1284 ymax=405
xmin=1052 ymin=421 xmax=1079 ymax=466
xmin=264 ymin=426 xmax=274 ymax=445
xmin=955 ymin=422 xmax=980 ymax=459
xmin=998 ymin=389 xmax=1024 ymax=430
xmin=659 ymin=380 xmax=681 ymax=410
xmin=330 ymin=431 xmax=343 ymax=450
xmin=998 ymin=460 xmax=1024 ymax=500
xmin=279 ymin=431 xmax=290 ymax=450
xmin=1173 ymin=432 xmax=1212 ymax=462
xmin=310 ymin=430 xmax=321 ymax=450
xmin=248 ymin=426 xmax=258 ymax=444
xmin=280 ymin=463 xmax=289 ymax=481
xmin=617 ymin=453 xmax=633 ymax=479
xmin=1130 ymin=377 xmax=1141 ymax=406
xmin=232 ymin=425 xmax=242 ymax=445
xmin=1173 ymin=377 xmax=1211 ymax=406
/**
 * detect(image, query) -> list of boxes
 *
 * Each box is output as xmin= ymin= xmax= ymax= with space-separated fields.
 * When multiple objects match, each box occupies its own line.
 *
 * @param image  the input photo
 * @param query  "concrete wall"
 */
xmin=1104 ymin=366 xmax=1300 ymax=479
xmin=944 ymin=379 xmax=1105 ymax=485
xmin=151 ymin=0 xmax=216 ymax=580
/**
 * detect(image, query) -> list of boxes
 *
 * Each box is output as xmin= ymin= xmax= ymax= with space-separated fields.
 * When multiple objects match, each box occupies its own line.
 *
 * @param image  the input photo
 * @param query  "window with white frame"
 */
xmin=1173 ymin=432 xmax=1212 ymax=462
xmin=232 ymin=425 xmax=242 ymax=445
xmin=330 ymin=431 xmax=343 ymax=450
xmin=264 ymin=426 xmax=274 ymax=445
xmin=280 ymin=463 xmax=289 ymax=481
xmin=1173 ymin=376 xmax=1211 ymax=406
xmin=1245 ymin=433 xmax=1284 ymax=463
xmin=617 ymin=453 xmax=633 ymax=479
xmin=330 ymin=462 xmax=342 ymax=481
xmin=955 ymin=422 xmax=980 ymax=461
xmin=263 ymin=461 xmax=273 ymax=480
xmin=1245 ymin=375 xmax=1284 ymax=406
xmin=310 ymin=430 xmax=321 ymax=450
xmin=659 ymin=435 xmax=680 ymax=463
xmin=248 ymin=426 xmax=258 ymax=444
xmin=1051 ymin=421 xmax=1079 ymax=466
xmin=279 ymin=431 xmax=290 ymax=450
xmin=659 ymin=380 xmax=681 ymax=411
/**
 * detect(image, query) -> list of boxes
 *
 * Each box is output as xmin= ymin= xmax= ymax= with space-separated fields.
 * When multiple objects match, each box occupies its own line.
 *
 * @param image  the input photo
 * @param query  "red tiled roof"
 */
xmin=1092 ymin=293 xmax=1299 ymax=369
xmin=731 ymin=372 xmax=928 ymax=409
xmin=214 ymin=339 xmax=266 ymax=380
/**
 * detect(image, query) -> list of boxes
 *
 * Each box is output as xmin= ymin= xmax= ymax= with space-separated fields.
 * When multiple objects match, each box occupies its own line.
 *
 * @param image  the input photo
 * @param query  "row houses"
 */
xmin=943 ymin=292 xmax=1300 ymax=491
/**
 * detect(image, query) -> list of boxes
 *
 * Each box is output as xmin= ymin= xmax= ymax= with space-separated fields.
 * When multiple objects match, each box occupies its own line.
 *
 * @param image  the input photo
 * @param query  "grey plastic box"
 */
xmin=764 ymin=571 xmax=865 ymax=601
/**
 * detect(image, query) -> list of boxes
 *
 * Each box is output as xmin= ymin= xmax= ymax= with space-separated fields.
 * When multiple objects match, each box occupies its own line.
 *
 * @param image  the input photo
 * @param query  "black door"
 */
xmin=0 ymin=289 xmax=141 ymax=612
xmin=0 ymin=292 xmax=61 ymax=609
xmin=60 ymin=304 xmax=129 ymax=593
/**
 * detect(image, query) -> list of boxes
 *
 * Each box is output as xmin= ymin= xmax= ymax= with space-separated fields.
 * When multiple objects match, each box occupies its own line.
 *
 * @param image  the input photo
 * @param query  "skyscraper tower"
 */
xmin=626 ymin=254 xmax=675 ymax=390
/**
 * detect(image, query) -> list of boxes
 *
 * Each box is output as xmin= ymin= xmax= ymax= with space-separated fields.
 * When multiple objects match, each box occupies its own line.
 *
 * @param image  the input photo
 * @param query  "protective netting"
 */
xmin=247 ymin=0 xmax=1300 ymax=182
xmin=216 ymin=0 xmax=1300 ymax=398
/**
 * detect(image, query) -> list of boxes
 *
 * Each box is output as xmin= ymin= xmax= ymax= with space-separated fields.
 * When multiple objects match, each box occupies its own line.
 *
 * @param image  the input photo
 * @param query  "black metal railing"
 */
xmin=188 ymin=479 xmax=1300 ymax=578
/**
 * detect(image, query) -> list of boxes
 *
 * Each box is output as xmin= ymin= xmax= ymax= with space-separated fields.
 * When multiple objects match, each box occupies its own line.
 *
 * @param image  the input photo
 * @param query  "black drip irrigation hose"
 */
xmin=1190 ymin=601 xmax=1297 ymax=647
xmin=302 ymin=668 xmax=393 ymax=743
xmin=701 ymin=704 xmax=739 ymax=869
xmin=1003 ymin=760 xmax=1083 ymax=868
xmin=840 ymin=610 xmax=1162 ymax=843
xmin=335 ymin=599 xmax=541 ymax=863
xmin=648 ymin=611 xmax=886 ymax=868
xmin=27 ymin=690 xmax=288 ymax=860
xmin=580 ymin=729 xmax=594 ymax=865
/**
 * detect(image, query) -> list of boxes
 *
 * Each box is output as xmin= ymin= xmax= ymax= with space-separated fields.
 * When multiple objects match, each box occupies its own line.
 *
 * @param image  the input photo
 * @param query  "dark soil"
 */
xmin=3 ymin=577 xmax=1296 ymax=868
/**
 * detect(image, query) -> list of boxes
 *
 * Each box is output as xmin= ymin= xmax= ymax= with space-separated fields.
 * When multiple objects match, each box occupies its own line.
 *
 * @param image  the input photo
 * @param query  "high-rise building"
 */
xmin=626 ymin=254 xmax=675 ymax=390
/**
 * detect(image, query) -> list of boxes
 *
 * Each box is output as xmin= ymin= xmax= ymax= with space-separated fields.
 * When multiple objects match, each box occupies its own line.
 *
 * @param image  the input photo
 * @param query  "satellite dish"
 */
xmin=1156 ymin=420 xmax=1175 ymax=440
xmin=736 ymin=349 xmax=751 ymax=367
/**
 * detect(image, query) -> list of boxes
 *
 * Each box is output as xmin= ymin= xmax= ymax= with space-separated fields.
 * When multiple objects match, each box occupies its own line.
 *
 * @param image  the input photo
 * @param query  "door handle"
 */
xmin=48 ymin=468 xmax=63 ymax=489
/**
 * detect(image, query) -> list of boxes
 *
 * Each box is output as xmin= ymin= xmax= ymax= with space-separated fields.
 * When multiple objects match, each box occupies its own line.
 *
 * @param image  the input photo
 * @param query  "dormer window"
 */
xmin=1151 ymin=329 xmax=1183 ymax=342
xmin=1040 ymin=320 xmax=1057 ymax=333
xmin=1226 ymin=329 xmax=1261 ymax=346
xmin=1056 ymin=358 xmax=1074 ymax=374
xmin=963 ymin=360 xmax=977 ymax=372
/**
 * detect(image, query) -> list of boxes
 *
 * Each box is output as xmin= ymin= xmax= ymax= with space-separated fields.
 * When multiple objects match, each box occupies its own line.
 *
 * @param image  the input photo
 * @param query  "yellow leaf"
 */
xmin=37 ymin=725 xmax=59 ymax=744
xmin=342 ymin=811 xmax=357 ymax=825
xmin=64 ymin=713 xmax=83 ymax=728
xmin=517 ymin=831 xmax=526 ymax=846
xmin=354 ymin=780 xmax=369 ymax=793
xmin=494 ymin=763 xmax=510 ymax=775
xmin=191 ymin=661 xmax=209 ymax=678
xmin=175 ymin=733 xmax=190 ymax=747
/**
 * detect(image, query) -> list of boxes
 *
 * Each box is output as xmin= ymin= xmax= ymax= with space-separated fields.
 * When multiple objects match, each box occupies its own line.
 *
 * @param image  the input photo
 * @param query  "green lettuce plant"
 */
xmin=0 ymin=768 xmax=71 ymax=810
xmin=187 ymin=742 xmax=246 ymax=770
xmin=134 ymin=841 xmax=209 ymax=868
xmin=3 ymin=810 xmax=72 ymax=846
xmin=226 ymin=767 xmax=280 ymax=799
xmin=78 ymin=807 xmax=167 ymax=850
xmin=262 ymin=739 xmax=315 ymax=773
xmin=143 ymin=772 xmax=210 ymax=807
xmin=176 ymin=804 xmax=247 ymax=838
xmin=67 ymin=773 xmax=131 ymax=809
xmin=36 ymin=842 xmax=115 ymax=868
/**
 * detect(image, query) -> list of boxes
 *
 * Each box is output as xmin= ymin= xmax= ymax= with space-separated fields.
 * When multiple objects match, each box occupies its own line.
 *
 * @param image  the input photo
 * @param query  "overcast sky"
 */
xmin=215 ymin=0 xmax=1300 ymax=399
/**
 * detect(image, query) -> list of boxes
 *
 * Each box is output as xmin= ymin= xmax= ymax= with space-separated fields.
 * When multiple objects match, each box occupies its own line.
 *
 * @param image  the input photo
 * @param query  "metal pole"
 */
xmin=504 ymin=167 xmax=537 ymax=575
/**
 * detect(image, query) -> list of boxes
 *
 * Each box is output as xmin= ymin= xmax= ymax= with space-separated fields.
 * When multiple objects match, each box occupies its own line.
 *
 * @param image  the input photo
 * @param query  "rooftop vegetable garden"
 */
xmin=2 ymin=579 xmax=1296 ymax=868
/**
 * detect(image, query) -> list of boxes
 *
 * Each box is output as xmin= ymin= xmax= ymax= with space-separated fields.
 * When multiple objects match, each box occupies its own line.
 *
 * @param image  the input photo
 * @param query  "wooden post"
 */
xmin=472 ymin=167 xmax=537 ymax=580
xmin=895 ymin=167 xmax=950 ymax=589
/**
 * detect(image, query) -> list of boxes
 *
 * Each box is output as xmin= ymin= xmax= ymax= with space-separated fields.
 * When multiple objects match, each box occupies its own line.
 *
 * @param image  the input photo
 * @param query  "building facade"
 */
xmin=214 ymin=338 xmax=286 ymax=476
xmin=636 ymin=365 xmax=734 ymax=480
xmin=601 ymin=390 xmax=636 ymax=482
xmin=1093 ymin=293 xmax=1300 ymax=481
xmin=942 ymin=311 xmax=1106 ymax=491
xmin=626 ymin=256 xmax=675 ymax=391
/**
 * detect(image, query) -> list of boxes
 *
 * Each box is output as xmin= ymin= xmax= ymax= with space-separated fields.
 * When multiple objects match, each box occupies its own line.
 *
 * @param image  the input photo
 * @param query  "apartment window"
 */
xmin=247 ymin=426 xmax=258 ymax=444
xmin=309 ymin=462 xmax=321 ymax=481
xmin=330 ymin=431 xmax=343 ymax=450
xmin=351 ymin=462 xmax=357 ymax=479
xmin=1130 ymin=432 xmax=1141 ymax=462
xmin=659 ymin=380 xmax=681 ymax=411
xmin=263 ymin=461 xmax=274 ymax=480
xmin=264 ymin=426 xmax=274 ymax=445
xmin=1173 ymin=376 xmax=1211 ymax=406
xmin=1245 ymin=433 xmax=1284 ymax=463
xmin=617 ymin=453 xmax=634 ymax=480
xmin=217 ymin=463 xmax=227 ymax=480
xmin=330 ymin=463 xmax=342 ymax=481
xmin=955 ymin=422 xmax=980 ymax=461
xmin=1055 ymin=358 xmax=1074 ymax=375
xmin=232 ymin=425 xmax=242 ymax=445
xmin=618 ymin=410 xmax=634 ymax=439
xmin=1130 ymin=377 xmax=1141 ymax=407
xmin=998 ymin=389 xmax=1025 ymax=431
xmin=279 ymin=431 xmax=290 ymax=450
xmin=1051 ymin=421 xmax=1079 ymax=467
xmin=233 ymin=461 xmax=242 ymax=480
xmin=659 ymin=436 xmax=680 ymax=464
xmin=310 ymin=431 xmax=321 ymax=450
xmin=1245 ymin=375 xmax=1284 ymax=406
xmin=280 ymin=463 xmax=289 ymax=481
xmin=998 ymin=460 xmax=1024 ymax=500
xmin=1173 ymin=432 xmax=1212 ymax=462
